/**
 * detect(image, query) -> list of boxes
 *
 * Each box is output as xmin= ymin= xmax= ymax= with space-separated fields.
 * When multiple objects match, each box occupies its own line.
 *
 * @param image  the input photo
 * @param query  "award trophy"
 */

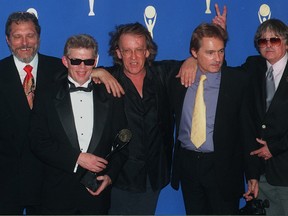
xmin=205 ymin=0 xmax=211 ymax=14
xmin=144 ymin=5 xmax=157 ymax=38
xmin=80 ymin=129 xmax=132 ymax=192
xmin=27 ymin=8 xmax=39 ymax=19
xmin=88 ymin=0 xmax=95 ymax=16
xmin=258 ymin=4 xmax=271 ymax=23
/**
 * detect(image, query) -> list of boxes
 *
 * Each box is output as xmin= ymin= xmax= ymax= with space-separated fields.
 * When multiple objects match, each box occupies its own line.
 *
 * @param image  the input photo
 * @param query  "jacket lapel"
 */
xmin=2 ymin=56 xmax=31 ymax=153
xmin=87 ymin=85 xmax=109 ymax=153
xmin=268 ymin=60 xmax=288 ymax=112
xmin=3 ymin=56 xmax=31 ymax=112
xmin=54 ymin=81 xmax=80 ymax=151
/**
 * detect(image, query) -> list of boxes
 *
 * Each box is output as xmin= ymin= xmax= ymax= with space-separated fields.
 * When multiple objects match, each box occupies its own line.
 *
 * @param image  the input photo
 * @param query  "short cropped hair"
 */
xmin=63 ymin=34 xmax=98 ymax=57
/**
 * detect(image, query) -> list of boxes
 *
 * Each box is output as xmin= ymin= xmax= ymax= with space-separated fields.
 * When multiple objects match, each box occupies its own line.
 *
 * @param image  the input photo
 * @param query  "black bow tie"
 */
xmin=68 ymin=80 xmax=93 ymax=93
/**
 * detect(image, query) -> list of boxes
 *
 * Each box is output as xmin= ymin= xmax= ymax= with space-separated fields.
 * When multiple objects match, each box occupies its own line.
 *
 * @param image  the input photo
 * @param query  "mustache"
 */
xmin=263 ymin=47 xmax=275 ymax=51
xmin=16 ymin=46 xmax=33 ymax=50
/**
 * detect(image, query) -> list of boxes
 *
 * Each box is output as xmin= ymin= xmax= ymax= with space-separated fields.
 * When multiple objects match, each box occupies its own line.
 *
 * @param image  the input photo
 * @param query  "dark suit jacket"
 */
xmin=170 ymin=66 xmax=249 ymax=200
xmin=242 ymin=55 xmax=288 ymax=186
xmin=106 ymin=61 xmax=179 ymax=192
xmin=0 ymin=54 xmax=64 ymax=208
xmin=30 ymin=77 xmax=128 ymax=213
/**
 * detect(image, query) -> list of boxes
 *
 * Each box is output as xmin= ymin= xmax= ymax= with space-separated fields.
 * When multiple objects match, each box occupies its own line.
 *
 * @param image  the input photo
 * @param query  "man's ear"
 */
xmin=6 ymin=36 xmax=10 ymax=46
xmin=116 ymin=49 xmax=123 ymax=59
xmin=191 ymin=49 xmax=198 ymax=59
xmin=94 ymin=55 xmax=99 ymax=67
xmin=145 ymin=49 xmax=150 ymax=58
xmin=62 ymin=56 xmax=69 ymax=68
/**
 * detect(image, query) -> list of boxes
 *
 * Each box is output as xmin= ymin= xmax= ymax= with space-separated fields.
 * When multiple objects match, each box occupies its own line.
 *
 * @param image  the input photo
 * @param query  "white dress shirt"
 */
xmin=268 ymin=52 xmax=288 ymax=90
xmin=68 ymin=77 xmax=94 ymax=172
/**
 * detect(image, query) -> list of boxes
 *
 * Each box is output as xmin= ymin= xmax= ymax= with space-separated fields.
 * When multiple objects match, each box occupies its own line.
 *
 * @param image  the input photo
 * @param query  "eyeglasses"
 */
xmin=119 ymin=48 xmax=147 ymax=57
xmin=67 ymin=57 xmax=95 ymax=66
xmin=257 ymin=37 xmax=282 ymax=48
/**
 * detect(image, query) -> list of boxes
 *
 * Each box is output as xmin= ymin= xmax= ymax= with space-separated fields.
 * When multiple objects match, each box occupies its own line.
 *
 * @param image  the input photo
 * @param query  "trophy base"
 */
xmin=88 ymin=11 xmax=95 ymax=16
xmin=80 ymin=171 xmax=102 ymax=192
xmin=205 ymin=9 xmax=212 ymax=14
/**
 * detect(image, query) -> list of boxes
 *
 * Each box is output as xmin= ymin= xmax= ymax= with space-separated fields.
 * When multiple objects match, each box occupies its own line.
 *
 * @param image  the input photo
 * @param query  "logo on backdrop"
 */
xmin=27 ymin=8 xmax=38 ymax=19
xmin=258 ymin=4 xmax=271 ymax=23
xmin=144 ymin=5 xmax=157 ymax=38
xmin=205 ymin=0 xmax=211 ymax=14
xmin=88 ymin=0 xmax=95 ymax=16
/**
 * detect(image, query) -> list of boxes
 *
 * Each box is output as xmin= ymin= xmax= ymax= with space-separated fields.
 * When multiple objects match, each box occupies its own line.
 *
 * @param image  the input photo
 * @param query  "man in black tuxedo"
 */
xmin=242 ymin=19 xmax=288 ymax=215
xmin=169 ymin=23 xmax=249 ymax=215
xmin=0 ymin=12 xmax=65 ymax=214
xmin=0 ymin=12 xmax=122 ymax=215
xmin=30 ymin=34 xmax=128 ymax=214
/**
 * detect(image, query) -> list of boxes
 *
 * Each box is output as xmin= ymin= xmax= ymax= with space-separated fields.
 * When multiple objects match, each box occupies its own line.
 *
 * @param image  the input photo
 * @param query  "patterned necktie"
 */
xmin=23 ymin=65 xmax=35 ymax=109
xmin=191 ymin=74 xmax=207 ymax=148
xmin=266 ymin=66 xmax=275 ymax=111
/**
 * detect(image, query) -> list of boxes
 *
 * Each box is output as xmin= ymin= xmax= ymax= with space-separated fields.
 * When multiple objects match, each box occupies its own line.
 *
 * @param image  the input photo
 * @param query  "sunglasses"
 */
xmin=67 ymin=57 xmax=95 ymax=66
xmin=257 ymin=37 xmax=282 ymax=48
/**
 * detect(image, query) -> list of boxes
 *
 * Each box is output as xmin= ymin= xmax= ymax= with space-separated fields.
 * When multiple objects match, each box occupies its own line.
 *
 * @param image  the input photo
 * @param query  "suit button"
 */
xmin=262 ymin=124 xmax=266 ymax=129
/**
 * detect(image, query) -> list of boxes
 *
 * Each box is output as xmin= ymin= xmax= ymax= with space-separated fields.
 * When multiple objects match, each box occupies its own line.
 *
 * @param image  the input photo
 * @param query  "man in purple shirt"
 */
xmin=169 ymin=23 xmax=249 ymax=215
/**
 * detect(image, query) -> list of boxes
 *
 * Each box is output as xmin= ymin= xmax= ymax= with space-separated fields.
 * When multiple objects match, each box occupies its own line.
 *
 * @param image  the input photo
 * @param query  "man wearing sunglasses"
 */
xmin=29 ymin=34 xmax=128 ymax=214
xmin=0 ymin=11 xmax=125 ymax=215
xmin=179 ymin=16 xmax=288 ymax=215
xmin=242 ymin=19 xmax=288 ymax=215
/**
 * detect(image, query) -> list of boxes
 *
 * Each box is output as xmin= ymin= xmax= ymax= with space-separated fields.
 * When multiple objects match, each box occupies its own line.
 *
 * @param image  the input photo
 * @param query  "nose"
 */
xmin=79 ymin=62 xmax=86 ymax=68
xmin=20 ymin=36 xmax=28 ymax=46
xmin=266 ymin=40 xmax=272 ymax=47
xmin=214 ymin=52 xmax=221 ymax=61
xmin=130 ymin=50 xmax=136 ymax=59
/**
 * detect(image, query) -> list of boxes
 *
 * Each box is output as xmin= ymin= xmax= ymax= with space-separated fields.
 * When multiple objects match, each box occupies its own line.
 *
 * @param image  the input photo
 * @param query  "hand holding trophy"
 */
xmin=80 ymin=129 xmax=132 ymax=192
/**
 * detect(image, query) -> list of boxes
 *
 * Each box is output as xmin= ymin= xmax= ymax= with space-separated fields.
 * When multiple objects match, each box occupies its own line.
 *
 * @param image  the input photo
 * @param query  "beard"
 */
xmin=10 ymin=44 xmax=39 ymax=63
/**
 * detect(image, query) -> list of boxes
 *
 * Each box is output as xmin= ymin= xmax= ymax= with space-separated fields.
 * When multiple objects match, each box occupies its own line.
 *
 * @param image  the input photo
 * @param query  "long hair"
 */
xmin=108 ymin=22 xmax=157 ymax=66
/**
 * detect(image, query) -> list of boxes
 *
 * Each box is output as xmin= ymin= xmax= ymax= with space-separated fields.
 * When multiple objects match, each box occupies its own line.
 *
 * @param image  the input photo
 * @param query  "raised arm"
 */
xmin=176 ymin=4 xmax=227 ymax=87
xmin=212 ymin=3 xmax=227 ymax=30
xmin=91 ymin=67 xmax=125 ymax=97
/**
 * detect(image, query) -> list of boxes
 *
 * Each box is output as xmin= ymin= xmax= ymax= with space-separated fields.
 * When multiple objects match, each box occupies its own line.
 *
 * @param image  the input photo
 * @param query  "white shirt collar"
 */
xmin=14 ymin=54 xmax=38 ymax=84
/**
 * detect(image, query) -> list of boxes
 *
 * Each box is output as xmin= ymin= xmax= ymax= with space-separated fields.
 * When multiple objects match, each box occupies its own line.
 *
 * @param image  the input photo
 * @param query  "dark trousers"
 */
xmin=109 ymin=177 xmax=160 ymax=215
xmin=179 ymin=147 xmax=239 ymax=215
xmin=0 ymin=205 xmax=41 ymax=215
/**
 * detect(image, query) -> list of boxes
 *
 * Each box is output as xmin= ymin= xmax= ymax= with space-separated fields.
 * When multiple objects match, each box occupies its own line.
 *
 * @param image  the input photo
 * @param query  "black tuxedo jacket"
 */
xmin=30 ymin=77 xmax=127 ymax=213
xmin=242 ymin=55 xmax=288 ymax=186
xmin=170 ymin=66 xmax=249 ymax=200
xmin=0 ymin=54 xmax=64 ymax=208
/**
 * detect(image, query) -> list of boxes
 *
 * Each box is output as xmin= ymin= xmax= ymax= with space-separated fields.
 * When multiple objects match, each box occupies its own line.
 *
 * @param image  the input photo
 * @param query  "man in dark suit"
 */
xmin=0 ymin=12 xmax=65 ymax=214
xmin=30 ymin=34 xmax=128 ymax=214
xmin=0 ymin=11 xmax=125 ymax=214
xmin=170 ymin=23 xmax=249 ymax=215
xmin=242 ymin=19 xmax=288 ymax=215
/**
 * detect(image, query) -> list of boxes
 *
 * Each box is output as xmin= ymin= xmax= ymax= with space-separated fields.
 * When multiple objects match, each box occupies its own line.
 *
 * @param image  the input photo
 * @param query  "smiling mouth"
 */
xmin=18 ymin=46 xmax=32 ymax=51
